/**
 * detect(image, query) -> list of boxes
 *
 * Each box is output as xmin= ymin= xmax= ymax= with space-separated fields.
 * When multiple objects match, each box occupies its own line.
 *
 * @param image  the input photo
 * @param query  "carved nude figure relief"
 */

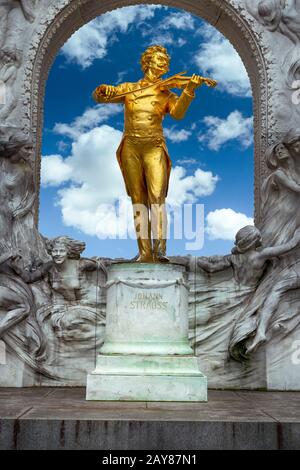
xmin=246 ymin=1 xmax=300 ymax=126
xmin=197 ymin=225 xmax=300 ymax=359
xmin=260 ymin=131 xmax=300 ymax=246
xmin=0 ymin=133 xmax=48 ymax=265
xmin=0 ymin=234 xmax=108 ymax=380
xmin=0 ymin=1 xmax=36 ymax=124
xmin=0 ymin=0 xmax=299 ymax=389
xmin=45 ymin=236 xmax=107 ymax=304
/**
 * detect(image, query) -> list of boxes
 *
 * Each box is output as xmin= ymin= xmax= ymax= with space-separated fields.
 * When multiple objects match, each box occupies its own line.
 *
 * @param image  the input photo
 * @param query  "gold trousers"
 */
xmin=121 ymin=136 xmax=169 ymax=260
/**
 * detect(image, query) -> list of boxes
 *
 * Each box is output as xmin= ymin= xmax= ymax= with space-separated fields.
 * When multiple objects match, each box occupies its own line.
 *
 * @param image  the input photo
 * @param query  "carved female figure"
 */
xmin=245 ymin=258 xmax=300 ymax=354
xmin=0 ymin=1 xmax=36 ymax=50
xmin=0 ymin=49 xmax=22 ymax=123
xmin=46 ymin=236 xmax=105 ymax=304
xmin=260 ymin=133 xmax=300 ymax=246
xmin=40 ymin=237 xmax=107 ymax=369
xmin=197 ymin=226 xmax=300 ymax=359
xmin=0 ymin=134 xmax=48 ymax=265
xmin=249 ymin=0 xmax=300 ymax=118
xmin=0 ymin=1 xmax=36 ymax=123
xmin=198 ymin=226 xmax=300 ymax=288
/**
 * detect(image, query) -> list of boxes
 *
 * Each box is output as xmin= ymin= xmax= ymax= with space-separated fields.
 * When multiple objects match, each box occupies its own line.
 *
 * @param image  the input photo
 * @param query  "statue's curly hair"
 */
xmin=140 ymin=45 xmax=170 ymax=73
xmin=46 ymin=236 xmax=85 ymax=260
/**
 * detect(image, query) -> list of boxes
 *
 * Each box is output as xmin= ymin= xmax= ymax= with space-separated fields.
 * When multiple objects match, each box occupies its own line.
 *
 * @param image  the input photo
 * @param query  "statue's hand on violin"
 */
xmin=185 ymin=74 xmax=217 ymax=95
xmin=185 ymin=74 xmax=205 ymax=95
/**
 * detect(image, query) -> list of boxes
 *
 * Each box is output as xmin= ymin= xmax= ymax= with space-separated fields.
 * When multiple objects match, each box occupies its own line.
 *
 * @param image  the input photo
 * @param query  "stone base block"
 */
xmin=86 ymin=355 xmax=207 ymax=402
xmin=92 ymin=354 xmax=202 ymax=375
xmin=86 ymin=264 xmax=207 ymax=402
xmin=86 ymin=373 xmax=207 ymax=402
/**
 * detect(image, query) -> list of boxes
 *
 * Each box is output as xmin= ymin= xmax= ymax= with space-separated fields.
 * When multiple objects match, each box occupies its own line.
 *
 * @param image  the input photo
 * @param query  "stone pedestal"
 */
xmin=86 ymin=263 xmax=207 ymax=402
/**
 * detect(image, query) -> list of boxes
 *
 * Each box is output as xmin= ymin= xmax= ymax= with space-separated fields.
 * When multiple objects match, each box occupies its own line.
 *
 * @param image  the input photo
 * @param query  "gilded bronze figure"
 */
xmin=93 ymin=45 xmax=216 ymax=263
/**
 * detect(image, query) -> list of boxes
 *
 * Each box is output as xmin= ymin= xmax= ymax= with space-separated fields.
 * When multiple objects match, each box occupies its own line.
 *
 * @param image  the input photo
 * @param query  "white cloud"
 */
xmin=53 ymin=104 xmax=122 ymax=139
xmin=57 ymin=140 xmax=69 ymax=153
xmin=49 ymin=125 xmax=129 ymax=238
xmin=200 ymin=110 xmax=253 ymax=151
xmin=176 ymin=158 xmax=198 ymax=165
xmin=195 ymin=24 xmax=251 ymax=97
xmin=41 ymin=155 xmax=72 ymax=187
xmin=146 ymin=31 xmax=187 ymax=48
xmin=142 ymin=10 xmax=193 ymax=47
xmin=61 ymin=5 xmax=160 ymax=68
xmin=167 ymin=166 xmax=219 ymax=206
xmin=163 ymin=12 xmax=195 ymax=30
xmin=206 ymin=208 xmax=254 ymax=240
xmin=164 ymin=127 xmax=192 ymax=143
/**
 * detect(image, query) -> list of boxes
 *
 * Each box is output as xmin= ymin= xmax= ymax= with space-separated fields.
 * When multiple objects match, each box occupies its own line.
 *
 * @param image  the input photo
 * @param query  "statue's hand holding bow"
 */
xmin=97 ymin=85 xmax=117 ymax=99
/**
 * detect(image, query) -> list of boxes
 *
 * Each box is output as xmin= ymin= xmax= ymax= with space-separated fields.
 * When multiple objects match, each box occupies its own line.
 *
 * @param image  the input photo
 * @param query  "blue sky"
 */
xmin=40 ymin=5 xmax=254 ymax=259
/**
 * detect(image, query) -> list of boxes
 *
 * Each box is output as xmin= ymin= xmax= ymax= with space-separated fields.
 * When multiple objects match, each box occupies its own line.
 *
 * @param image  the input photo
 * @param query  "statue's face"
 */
xmin=52 ymin=244 xmax=68 ymax=265
xmin=19 ymin=144 xmax=32 ymax=161
xmin=11 ymin=143 xmax=32 ymax=162
xmin=147 ymin=51 xmax=169 ymax=78
xmin=276 ymin=143 xmax=289 ymax=160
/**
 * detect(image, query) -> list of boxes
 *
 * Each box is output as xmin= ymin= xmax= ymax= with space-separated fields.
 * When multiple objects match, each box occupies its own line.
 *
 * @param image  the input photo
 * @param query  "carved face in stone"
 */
xmin=257 ymin=0 xmax=283 ymax=28
xmin=16 ymin=143 xmax=32 ymax=162
xmin=51 ymin=243 xmax=68 ymax=265
xmin=4 ymin=140 xmax=32 ymax=163
xmin=276 ymin=143 xmax=290 ymax=161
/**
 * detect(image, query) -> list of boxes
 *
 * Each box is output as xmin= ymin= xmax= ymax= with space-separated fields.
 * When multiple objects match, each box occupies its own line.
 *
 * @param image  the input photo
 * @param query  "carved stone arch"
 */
xmin=23 ymin=0 xmax=273 ymax=225
xmin=2 ymin=0 xmax=300 ymax=390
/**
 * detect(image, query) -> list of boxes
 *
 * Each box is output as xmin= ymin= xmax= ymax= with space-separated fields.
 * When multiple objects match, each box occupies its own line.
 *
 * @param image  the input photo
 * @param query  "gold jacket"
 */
xmin=93 ymin=80 xmax=195 ymax=196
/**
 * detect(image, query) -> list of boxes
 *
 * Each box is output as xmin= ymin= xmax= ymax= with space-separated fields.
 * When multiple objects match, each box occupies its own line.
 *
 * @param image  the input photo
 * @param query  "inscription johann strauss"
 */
xmin=129 ymin=292 xmax=168 ymax=310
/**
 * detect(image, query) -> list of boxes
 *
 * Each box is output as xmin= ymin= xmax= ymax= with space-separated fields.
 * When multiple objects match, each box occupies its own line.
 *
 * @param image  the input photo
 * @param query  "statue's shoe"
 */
xmin=135 ymin=254 xmax=154 ymax=263
xmin=153 ymin=240 xmax=169 ymax=263
xmin=154 ymin=253 xmax=170 ymax=263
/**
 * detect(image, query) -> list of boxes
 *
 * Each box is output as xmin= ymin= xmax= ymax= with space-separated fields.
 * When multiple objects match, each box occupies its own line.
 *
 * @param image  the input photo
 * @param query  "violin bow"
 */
xmin=103 ymin=72 xmax=217 ymax=100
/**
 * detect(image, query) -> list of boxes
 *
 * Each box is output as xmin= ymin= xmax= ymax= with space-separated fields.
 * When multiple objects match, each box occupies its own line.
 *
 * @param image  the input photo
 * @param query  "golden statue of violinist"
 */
xmin=93 ymin=45 xmax=217 ymax=263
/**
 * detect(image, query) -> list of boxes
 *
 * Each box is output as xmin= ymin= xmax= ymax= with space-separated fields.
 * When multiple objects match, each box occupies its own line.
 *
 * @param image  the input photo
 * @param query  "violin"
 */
xmin=99 ymin=72 xmax=217 ymax=101
xmin=158 ymin=71 xmax=218 ymax=91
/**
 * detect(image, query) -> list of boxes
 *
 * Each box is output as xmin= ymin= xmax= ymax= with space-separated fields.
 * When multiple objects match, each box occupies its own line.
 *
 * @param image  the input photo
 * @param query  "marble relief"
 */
xmin=0 ymin=0 xmax=299 ymax=389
